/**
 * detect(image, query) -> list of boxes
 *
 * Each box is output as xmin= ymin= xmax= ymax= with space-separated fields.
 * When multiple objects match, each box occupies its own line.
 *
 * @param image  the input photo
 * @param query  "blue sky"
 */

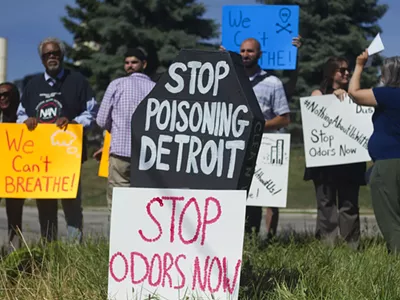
xmin=0 ymin=0 xmax=397 ymax=82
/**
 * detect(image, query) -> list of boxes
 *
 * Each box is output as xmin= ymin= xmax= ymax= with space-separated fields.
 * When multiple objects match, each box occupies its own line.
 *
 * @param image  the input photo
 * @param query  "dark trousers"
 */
xmin=370 ymin=159 xmax=400 ymax=253
xmin=313 ymin=180 xmax=360 ymax=246
xmin=36 ymin=184 xmax=83 ymax=243
xmin=245 ymin=206 xmax=279 ymax=238
xmin=3 ymin=199 xmax=25 ymax=247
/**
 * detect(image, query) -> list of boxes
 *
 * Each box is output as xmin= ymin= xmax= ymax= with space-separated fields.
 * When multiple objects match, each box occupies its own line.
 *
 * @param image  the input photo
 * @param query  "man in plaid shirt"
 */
xmin=96 ymin=48 xmax=155 ymax=215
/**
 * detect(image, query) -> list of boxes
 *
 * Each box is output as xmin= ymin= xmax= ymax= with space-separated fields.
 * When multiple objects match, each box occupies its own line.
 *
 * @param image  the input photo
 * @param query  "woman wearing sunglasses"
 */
xmin=335 ymin=51 xmax=400 ymax=253
xmin=0 ymin=82 xmax=25 ymax=252
xmin=303 ymin=57 xmax=366 ymax=249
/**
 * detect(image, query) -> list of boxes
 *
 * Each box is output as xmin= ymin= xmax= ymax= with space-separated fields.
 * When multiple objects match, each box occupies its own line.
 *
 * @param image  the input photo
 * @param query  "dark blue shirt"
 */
xmin=368 ymin=87 xmax=400 ymax=161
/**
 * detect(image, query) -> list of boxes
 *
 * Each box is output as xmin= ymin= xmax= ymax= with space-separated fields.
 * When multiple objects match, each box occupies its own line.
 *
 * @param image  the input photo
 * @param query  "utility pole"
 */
xmin=0 ymin=37 xmax=7 ymax=82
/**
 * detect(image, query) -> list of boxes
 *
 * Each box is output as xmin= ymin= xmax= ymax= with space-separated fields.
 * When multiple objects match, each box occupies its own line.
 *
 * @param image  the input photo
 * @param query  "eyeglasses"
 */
xmin=337 ymin=67 xmax=349 ymax=75
xmin=42 ymin=50 xmax=62 ymax=60
xmin=0 ymin=91 xmax=10 ymax=98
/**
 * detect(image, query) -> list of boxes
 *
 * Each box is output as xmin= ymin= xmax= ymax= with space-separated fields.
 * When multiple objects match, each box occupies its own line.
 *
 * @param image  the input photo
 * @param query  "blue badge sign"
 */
xmin=222 ymin=5 xmax=300 ymax=70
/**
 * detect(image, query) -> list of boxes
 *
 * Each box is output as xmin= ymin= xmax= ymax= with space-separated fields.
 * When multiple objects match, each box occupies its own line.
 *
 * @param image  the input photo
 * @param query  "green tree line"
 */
xmin=61 ymin=0 xmax=388 ymax=142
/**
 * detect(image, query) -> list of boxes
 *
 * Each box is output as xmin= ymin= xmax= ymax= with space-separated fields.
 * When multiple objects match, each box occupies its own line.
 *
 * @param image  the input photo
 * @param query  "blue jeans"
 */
xmin=36 ymin=184 xmax=83 ymax=243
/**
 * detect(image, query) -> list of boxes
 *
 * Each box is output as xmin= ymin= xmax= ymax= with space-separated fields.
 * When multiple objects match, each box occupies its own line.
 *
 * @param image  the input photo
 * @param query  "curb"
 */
xmin=280 ymin=208 xmax=375 ymax=215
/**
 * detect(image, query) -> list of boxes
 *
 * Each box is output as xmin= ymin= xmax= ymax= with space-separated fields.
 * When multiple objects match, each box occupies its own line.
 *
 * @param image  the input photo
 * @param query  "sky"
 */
xmin=0 ymin=0 xmax=398 ymax=82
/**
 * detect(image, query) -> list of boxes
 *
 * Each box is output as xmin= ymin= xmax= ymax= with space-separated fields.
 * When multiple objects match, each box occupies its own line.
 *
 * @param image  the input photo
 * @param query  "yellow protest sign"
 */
xmin=98 ymin=131 xmax=111 ymax=177
xmin=0 ymin=123 xmax=83 ymax=199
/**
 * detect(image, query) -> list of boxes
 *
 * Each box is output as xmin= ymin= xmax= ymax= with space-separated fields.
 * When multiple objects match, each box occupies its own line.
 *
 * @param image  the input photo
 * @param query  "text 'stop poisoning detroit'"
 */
xmin=130 ymin=49 xmax=265 ymax=191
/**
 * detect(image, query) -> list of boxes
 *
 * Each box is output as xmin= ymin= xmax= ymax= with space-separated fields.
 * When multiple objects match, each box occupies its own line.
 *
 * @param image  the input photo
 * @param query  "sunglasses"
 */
xmin=337 ymin=67 xmax=349 ymax=75
xmin=42 ymin=50 xmax=62 ymax=60
xmin=0 ymin=91 xmax=10 ymax=98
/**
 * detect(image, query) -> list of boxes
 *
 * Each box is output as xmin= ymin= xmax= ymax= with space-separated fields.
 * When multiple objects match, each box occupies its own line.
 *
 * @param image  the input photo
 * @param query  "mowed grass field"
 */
xmin=79 ymin=147 xmax=374 ymax=210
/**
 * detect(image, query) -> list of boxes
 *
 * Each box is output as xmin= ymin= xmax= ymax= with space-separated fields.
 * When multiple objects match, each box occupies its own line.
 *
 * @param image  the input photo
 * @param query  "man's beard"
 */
xmin=243 ymin=58 xmax=258 ymax=69
xmin=47 ymin=60 xmax=61 ymax=75
xmin=47 ymin=64 xmax=60 ymax=72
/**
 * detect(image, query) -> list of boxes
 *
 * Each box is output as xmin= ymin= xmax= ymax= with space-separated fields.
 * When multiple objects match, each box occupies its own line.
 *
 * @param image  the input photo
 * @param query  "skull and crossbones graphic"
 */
xmin=276 ymin=8 xmax=292 ymax=34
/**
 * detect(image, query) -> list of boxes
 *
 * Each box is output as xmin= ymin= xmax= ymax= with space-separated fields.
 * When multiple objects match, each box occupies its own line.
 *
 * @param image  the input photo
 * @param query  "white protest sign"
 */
xmin=365 ymin=33 xmax=385 ymax=67
xmin=247 ymin=133 xmax=290 ymax=208
xmin=108 ymin=187 xmax=247 ymax=300
xmin=300 ymin=94 xmax=373 ymax=168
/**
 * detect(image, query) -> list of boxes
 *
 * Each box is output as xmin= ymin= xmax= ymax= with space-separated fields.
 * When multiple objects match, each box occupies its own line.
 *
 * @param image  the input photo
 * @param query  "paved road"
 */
xmin=0 ymin=207 xmax=381 ymax=247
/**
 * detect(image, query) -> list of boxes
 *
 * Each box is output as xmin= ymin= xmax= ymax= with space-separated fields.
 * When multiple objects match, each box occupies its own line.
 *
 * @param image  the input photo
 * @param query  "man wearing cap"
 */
xmin=96 ymin=48 xmax=155 ymax=215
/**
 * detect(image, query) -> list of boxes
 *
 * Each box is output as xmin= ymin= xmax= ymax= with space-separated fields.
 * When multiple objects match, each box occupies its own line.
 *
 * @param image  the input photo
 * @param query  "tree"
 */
xmin=257 ymin=0 xmax=388 ymax=143
xmin=61 ymin=0 xmax=218 ymax=99
xmin=61 ymin=0 xmax=102 ymax=78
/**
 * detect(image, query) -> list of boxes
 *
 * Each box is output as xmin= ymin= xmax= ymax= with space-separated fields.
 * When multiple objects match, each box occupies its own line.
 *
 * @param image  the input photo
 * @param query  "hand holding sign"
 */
xmin=333 ymin=88 xmax=349 ymax=101
xmin=24 ymin=117 xmax=38 ymax=131
xmin=357 ymin=50 xmax=369 ymax=67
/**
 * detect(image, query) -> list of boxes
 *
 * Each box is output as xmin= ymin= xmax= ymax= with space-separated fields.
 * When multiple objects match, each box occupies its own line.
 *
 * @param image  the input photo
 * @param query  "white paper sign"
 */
xmin=247 ymin=133 xmax=290 ymax=208
xmin=368 ymin=33 xmax=385 ymax=56
xmin=300 ymin=94 xmax=373 ymax=168
xmin=108 ymin=187 xmax=247 ymax=300
xmin=365 ymin=33 xmax=385 ymax=67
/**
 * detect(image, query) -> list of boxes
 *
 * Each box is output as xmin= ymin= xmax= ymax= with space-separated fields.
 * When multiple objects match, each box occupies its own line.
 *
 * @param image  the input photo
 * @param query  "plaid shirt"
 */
xmin=249 ymin=69 xmax=290 ymax=133
xmin=96 ymin=73 xmax=155 ymax=157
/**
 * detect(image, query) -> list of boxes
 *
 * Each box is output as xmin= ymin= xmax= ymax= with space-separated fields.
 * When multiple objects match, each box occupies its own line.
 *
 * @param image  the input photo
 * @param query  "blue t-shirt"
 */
xmin=368 ymin=87 xmax=400 ymax=161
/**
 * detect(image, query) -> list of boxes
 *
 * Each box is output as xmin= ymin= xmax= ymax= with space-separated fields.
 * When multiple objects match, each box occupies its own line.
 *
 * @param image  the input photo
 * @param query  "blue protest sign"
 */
xmin=222 ymin=5 xmax=300 ymax=70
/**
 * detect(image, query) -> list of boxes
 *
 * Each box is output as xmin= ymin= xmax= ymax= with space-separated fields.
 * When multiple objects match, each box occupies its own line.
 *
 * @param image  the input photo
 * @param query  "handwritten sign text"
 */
xmin=0 ymin=124 xmax=83 ymax=198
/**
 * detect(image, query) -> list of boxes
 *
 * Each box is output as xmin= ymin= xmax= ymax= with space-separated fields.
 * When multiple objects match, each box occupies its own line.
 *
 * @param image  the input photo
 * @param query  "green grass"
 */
xmin=80 ymin=159 xmax=107 ymax=207
xmin=0 ymin=234 xmax=396 ymax=299
xmin=78 ymin=148 xmax=374 ymax=209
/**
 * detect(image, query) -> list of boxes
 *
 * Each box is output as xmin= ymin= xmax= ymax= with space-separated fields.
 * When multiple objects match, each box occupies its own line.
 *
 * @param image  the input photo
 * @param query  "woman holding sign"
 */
xmin=0 ymin=82 xmax=25 ymax=251
xmin=303 ymin=57 xmax=366 ymax=249
xmin=336 ymin=52 xmax=400 ymax=253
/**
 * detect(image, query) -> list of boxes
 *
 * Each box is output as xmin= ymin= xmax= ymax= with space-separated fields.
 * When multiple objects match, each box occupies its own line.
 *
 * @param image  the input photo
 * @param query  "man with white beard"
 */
xmin=16 ymin=37 xmax=98 ymax=243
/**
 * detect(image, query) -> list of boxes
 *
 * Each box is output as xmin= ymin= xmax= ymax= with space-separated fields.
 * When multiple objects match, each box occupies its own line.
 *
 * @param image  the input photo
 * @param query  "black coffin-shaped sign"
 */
xmin=131 ymin=49 xmax=265 ymax=191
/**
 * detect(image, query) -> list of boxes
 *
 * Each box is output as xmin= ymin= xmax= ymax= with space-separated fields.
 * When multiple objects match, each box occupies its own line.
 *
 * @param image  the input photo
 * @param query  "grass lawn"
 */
xmin=79 ymin=148 xmax=374 ymax=209
xmin=0 ymin=234 xmax=395 ymax=299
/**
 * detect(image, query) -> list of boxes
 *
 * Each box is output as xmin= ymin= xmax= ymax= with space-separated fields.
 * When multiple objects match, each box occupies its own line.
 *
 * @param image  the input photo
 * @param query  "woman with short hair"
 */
xmin=336 ymin=51 xmax=400 ymax=253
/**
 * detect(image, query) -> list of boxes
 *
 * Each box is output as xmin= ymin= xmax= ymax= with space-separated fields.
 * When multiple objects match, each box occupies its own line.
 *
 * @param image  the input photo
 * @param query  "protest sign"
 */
xmin=221 ymin=5 xmax=299 ymax=70
xmin=98 ymin=131 xmax=111 ymax=178
xmin=300 ymin=94 xmax=373 ymax=167
xmin=247 ymin=133 xmax=290 ymax=208
xmin=130 ymin=49 xmax=265 ymax=191
xmin=107 ymin=187 xmax=247 ymax=300
xmin=0 ymin=123 xmax=83 ymax=199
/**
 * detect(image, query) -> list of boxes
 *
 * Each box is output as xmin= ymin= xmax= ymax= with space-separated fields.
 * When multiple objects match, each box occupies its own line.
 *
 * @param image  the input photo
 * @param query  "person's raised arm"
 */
xmin=284 ymin=35 xmax=302 ymax=99
xmin=348 ymin=50 xmax=377 ymax=107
